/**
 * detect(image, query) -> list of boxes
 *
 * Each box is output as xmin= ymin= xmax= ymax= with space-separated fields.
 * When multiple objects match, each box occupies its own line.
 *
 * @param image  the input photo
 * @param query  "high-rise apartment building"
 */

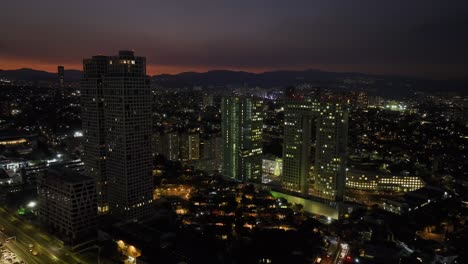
xmin=200 ymin=135 xmax=223 ymax=172
xmin=314 ymin=103 xmax=348 ymax=201
xmin=222 ymin=96 xmax=263 ymax=182
xmin=282 ymin=98 xmax=348 ymax=201
xmin=153 ymin=132 xmax=180 ymax=161
xmin=82 ymin=51 xmax=153 ymax=220
xmin=282 ymin=98 xmax=320 ymax=194
xmin=81 ymin=56 xmax=108 ymax=213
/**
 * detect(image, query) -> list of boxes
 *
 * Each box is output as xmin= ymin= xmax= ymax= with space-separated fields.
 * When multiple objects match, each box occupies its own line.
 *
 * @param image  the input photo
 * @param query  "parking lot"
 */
xmin=0 ymin=243 xmax=22 ymax=264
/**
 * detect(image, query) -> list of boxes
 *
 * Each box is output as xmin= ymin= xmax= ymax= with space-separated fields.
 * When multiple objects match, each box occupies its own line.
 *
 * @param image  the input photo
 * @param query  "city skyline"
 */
xmin=1 ymin=1 xmax=467 ymax=263
xmin=1 ymin=1 xmax=468 ymax=78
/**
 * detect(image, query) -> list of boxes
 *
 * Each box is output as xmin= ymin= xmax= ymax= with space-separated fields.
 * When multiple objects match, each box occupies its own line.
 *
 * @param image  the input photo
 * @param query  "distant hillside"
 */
xmin=153 ymin=69 xmax=468 ymax=96
xmin=152 ymin=69 xmax=369 ymax=88
xmin=1 ymin=68 xmax=466 ymax=96
xmin=0 ymin=68 xmax=82 ymax=82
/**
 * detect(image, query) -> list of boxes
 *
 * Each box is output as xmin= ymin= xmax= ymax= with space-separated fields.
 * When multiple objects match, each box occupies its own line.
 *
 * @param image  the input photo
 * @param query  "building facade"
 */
xmin=81 ymin=55 xmax=108 ymax=213
xmin=37 ymin=167 xmax=97 ymax=245
xmin=314 ymin=102 xmax=348 ymax=201
xmin=222 ymin=96 xmax=263 ymax=182
xmin=153 ymin=132 xmax=180 ymax=161
xmin=282 ymin=98 xmax=320 ymax=194
xmin=82 ymin=51 xmax=154 ymax=220
xmin=346 ymin=171 xmax=425 ymax=192
xmin=180 ymin=133 xmax=200 ymax=161
xmin=200 ymin=135 xmax=223 ymax=172
xmin=282 ymin=98 xmax=348 ymax=201
xmin=262 ymin=156 xmax=282 ymax=183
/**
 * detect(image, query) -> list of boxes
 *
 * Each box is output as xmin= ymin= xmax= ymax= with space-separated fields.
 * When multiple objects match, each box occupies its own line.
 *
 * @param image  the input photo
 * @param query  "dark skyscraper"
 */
xmin=58 ymin=65 xmax=64 ymax=88
xmin=82 ymin=51 xmax=153 ymax=220
xmin=222 ymin=96 xmax=263 ymax=182
xmin=81 ymin=56 xmax=108 ymax=214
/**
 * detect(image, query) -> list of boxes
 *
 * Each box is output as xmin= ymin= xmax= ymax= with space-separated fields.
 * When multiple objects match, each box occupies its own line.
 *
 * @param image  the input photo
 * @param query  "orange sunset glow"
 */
xmin=0 ymin=58 xmax=274 ymax=75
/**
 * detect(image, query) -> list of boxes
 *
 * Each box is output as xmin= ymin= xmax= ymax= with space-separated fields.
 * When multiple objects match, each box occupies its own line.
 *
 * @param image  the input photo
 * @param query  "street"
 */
xmin=315 ymin=238 xmax=351 ymax=264
xmin=0 ymin=207 xmax=86 ymax=264
xmin=1 ymin=242 xmax=22 ymax=264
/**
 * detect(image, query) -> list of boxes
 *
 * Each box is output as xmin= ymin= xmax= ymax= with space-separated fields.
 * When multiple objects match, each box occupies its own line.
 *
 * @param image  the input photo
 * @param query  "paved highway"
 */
xmin=0 ymin=207 xmax=86 ymax=264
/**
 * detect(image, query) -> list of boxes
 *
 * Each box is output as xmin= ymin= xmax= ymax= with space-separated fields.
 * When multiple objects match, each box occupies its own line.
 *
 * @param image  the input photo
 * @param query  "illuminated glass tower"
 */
xmin=222 ymin=96 xmax=263 ymax=182
xmin=82 ymin=51 xmax=154 ymax=220
xmin=282 ymin=98 xmax=348 ymax=201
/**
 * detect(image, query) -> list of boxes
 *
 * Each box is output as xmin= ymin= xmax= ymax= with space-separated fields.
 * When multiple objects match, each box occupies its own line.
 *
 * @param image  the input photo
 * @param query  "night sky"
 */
xmin=1 ymin=0 xmax=467 ymax=78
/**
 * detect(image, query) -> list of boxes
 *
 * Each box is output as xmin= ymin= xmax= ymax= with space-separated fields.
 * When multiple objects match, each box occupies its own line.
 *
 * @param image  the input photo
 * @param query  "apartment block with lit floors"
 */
xmin=282 ymin=98 xmax=320 ymax=194
xmin=222 ymin=96 xmax=263 ymax=182
xmin=180 ymin=133 xmax=200 ymax=161
xmin=82 ymin=51 xmax=154 ymax=220
xmin=282 ymin=98 xmax=348 ymax=201
xmin=313 ymin=102 xmax=348 ymax=201
xmin=37 ymin=166 xmax=97 ymax=246
xmin=153 ymin=132 xmax=180 ymax=161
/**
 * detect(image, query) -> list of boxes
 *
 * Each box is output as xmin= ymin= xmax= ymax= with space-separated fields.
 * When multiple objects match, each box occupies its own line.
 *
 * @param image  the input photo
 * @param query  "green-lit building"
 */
xmin=282 ymin=98 xmax=348 ymax=201
xmin=222 ymin=96 xmax=263 ymax=182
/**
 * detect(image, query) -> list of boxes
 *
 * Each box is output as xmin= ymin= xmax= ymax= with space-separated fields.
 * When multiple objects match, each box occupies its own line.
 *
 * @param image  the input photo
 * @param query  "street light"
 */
xmin=27 ymin=201 xmax=37 ymax=208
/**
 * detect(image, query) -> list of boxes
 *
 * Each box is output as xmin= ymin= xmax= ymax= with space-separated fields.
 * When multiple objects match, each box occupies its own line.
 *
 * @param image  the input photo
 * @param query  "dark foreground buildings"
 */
xmin=37 ymin=166 xmax=97 ymax=246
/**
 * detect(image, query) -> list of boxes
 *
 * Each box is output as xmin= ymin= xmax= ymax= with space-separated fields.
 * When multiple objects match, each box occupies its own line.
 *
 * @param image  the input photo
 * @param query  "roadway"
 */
xmin=315 ymin=238 xmax=351 ymax=264
xmin=0 ymin=207 xmax=86 ymax=264
xmin=1 ymin=235 xmax=23 ymax=264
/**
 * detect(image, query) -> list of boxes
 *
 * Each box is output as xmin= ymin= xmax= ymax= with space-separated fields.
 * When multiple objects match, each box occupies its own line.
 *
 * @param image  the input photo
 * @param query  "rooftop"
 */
xmin=44 ymin=165 xmax=93 ymax=184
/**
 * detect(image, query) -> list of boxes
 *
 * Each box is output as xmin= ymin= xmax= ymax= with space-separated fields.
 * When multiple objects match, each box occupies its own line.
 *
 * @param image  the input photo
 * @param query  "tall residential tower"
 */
xmin=282 ymin=98 xmax=348 ymax=201
xmin=81 ymin=56 xmax=108 ymax=213
xmin=82 ymin=51 xmax=154 ymax=220
xmin=222 ymin=97 xmax=263 ymax=182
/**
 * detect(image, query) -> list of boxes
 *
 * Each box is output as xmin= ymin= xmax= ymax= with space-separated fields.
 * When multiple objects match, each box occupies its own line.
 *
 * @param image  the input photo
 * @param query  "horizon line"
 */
xmin=2 ymin=67 xmax=467 ymax=81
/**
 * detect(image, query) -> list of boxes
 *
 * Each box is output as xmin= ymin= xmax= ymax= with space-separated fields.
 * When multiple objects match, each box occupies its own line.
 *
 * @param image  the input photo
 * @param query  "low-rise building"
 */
xmin=37 ymin=166 xmax=97 ymax=245
xmin=381 ymin=186 xmax=450 ymax=215
xmin=0 ymin=157 xmax=28 ymax=173
xmin=346 ymin=170 xmax=425 ymax=192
